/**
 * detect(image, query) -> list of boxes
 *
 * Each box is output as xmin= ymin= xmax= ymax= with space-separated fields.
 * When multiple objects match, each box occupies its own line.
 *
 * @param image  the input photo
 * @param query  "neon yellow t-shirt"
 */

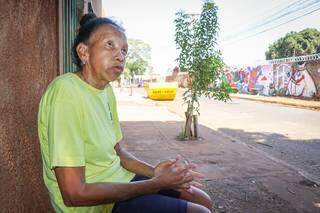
xmin=38 ymin=73 xmax=135 ymax=213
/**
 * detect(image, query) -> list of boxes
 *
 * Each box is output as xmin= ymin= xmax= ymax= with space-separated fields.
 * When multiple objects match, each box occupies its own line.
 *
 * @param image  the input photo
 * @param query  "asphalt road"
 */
xmin=132 ymin=87 xmax=320 ymax=182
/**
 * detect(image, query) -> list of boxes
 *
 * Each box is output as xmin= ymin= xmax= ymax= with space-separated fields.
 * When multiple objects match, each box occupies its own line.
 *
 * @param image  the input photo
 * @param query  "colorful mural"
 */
xmin=287 ymin=62 xmax=316 ymax=97
xmin=224 ymin=60 xmax=320 ymax=98
xmin=225 ymin=64 xmax=273 ymax=96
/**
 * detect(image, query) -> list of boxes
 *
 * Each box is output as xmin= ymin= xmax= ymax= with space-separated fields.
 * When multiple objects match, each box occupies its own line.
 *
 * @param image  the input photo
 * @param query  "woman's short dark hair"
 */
xmin=72 ymin=13 xmax=125 ymax=69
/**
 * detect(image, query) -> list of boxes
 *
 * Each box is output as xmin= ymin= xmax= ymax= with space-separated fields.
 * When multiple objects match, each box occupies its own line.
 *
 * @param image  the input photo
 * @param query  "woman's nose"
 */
xmin=115 ymin=50 xmax=125 ymax=62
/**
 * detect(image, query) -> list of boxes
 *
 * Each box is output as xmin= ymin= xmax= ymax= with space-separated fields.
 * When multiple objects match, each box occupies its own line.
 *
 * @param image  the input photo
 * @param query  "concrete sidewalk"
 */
xmin=115 ymin=89 xmax=320 ymax=213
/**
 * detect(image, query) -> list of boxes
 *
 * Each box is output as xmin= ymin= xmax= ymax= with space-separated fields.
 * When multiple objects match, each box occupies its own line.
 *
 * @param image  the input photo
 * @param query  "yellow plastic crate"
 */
xmin=146 ymin=82 xmax=178 ymax=100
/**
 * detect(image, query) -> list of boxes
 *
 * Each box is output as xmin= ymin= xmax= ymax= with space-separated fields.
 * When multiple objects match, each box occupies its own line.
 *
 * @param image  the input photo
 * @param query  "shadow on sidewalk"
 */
xmin=120 ymin=121 xmax=320 ymax=213
xmin=217 ymin=128 xmax=320 ymax=182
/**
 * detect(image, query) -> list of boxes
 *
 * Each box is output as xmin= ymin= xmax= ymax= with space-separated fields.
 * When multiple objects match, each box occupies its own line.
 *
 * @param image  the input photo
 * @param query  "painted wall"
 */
xmin=224 ymin=60 xmax=320 ymax=98
xmin=0 ymin=0 xmax=58 ymax=211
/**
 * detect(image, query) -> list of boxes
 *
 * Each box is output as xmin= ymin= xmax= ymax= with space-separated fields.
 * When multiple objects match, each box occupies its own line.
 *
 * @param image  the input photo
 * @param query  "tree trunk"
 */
xmin=183 ymin=98 xmax=200 ymax=140
xmin=193 ymin=115 xmax=199 ymax=139
xmin=184 ymin=111 xmax=193 ymax=139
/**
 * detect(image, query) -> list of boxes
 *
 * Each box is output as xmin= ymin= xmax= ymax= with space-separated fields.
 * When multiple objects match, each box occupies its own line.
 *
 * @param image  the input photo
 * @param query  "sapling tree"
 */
xmin=175 ymin=0 xmax=231 ymax=140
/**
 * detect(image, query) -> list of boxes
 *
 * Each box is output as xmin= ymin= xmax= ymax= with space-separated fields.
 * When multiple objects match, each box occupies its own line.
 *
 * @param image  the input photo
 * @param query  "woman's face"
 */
xmin=85 ymin=24 xmax=128 ymax=85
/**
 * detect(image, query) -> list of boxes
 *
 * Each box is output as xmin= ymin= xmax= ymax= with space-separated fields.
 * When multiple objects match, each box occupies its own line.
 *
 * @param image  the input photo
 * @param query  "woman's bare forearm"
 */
xmin=55 ymin=167 xmax=163 ymax=207
xmin=115 ymin=143 xmax=155 ymax=177
xmin=55 ymin=159 xmax=192 ymax=207
xmin=69 ymin=179 xmax=160 ymax=206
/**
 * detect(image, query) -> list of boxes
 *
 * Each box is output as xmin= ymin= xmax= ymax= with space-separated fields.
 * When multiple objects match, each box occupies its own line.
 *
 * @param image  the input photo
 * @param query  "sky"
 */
xmin=102 ymin=0 xmax=320 ymax=74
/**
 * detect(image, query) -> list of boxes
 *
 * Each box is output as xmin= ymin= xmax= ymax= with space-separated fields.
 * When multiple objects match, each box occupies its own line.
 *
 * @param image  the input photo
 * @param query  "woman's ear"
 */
xmin=76 ymin=43 xmax=89 ymax=64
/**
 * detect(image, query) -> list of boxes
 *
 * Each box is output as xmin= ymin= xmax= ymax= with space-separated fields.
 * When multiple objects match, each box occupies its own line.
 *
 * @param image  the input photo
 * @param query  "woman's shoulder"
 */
xmin=44 ymin=73 xmax=80 ymax=100
xmin=50 ymin=72 xmax=77 ymax=87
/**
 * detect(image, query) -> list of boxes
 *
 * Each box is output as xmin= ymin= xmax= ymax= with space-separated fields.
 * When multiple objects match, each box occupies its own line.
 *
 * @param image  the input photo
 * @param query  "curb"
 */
xmin=230 ymin=94 xmax=320 ymax=111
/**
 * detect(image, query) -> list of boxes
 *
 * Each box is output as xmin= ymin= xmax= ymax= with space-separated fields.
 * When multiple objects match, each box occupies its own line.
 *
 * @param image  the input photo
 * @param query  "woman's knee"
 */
xmin=187 ymin=202 xmax=211 ymax=213
xmin=197 ymin=188 xmax=213 ymax=210
xmin=180 ymin=187 xmax=213 ymax=210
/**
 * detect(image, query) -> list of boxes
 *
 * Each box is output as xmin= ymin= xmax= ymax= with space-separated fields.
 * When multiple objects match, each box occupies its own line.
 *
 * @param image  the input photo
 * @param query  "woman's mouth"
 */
xmin=112 ymin=65 xmax=124 ymax=72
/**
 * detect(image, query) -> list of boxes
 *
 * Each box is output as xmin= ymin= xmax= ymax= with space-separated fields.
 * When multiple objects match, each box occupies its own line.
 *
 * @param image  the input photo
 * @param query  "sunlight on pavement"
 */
xmin=115 ymin=89 xmax=183 ymax=122
xmin=118 ymin=105 xmax=183 ymax=122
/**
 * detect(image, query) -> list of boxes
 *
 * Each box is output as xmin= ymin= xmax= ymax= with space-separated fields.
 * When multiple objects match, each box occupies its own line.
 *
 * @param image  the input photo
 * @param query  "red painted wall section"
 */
xmin=0 ymin=0 xmax=58 ymax=211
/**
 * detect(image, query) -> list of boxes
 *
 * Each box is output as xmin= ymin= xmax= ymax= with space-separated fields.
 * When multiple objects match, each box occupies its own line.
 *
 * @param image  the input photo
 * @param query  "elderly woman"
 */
xmin=38 ymin=13 xmax=212 ymax=213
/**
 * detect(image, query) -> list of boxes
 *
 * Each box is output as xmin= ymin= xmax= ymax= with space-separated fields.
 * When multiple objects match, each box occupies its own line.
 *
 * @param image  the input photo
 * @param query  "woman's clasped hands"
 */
xmin=153 ymin=155 xmax=204 ymax=193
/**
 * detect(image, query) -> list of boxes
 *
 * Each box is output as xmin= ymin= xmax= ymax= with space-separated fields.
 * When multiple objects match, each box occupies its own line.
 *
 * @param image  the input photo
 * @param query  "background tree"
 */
xmin=175 ymin=0 xmax=231 ymax=140
xmin=265 ymin=28 xmax=320 ymax=60
xmin=124 ymin=39 xmax=152 ymax=95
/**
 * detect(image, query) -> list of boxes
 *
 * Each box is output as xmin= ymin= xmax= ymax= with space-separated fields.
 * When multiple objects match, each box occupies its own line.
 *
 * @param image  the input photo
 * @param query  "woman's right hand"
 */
xmin=153 ymin=159 xmax=192 ymax=190
xmin=153 ymin=156 xmax=204 ymax=190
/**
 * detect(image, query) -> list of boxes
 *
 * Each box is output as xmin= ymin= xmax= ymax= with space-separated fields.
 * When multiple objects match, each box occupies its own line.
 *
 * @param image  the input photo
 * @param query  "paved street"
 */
xmin=132 ymin=87 xmax=320 ymax=183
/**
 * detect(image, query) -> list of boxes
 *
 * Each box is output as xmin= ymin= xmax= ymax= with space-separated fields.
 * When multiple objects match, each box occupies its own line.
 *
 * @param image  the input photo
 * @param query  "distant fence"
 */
xmin=224 ymin=54 xmax=320 ymax=99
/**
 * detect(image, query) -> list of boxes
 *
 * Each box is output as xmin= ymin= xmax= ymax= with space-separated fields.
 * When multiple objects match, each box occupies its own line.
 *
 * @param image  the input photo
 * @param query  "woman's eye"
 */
xmin=106 ymin=41 xmax=113 ymax=48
